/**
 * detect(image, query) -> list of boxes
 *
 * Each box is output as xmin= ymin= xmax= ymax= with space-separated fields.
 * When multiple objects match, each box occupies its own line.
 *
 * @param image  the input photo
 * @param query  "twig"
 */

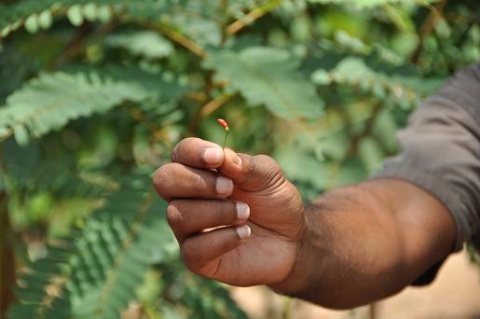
xmin=51 ymin=19 xmax=119 ymax=69
xmin=219 ymin=0 xmax=229 ymax=45
xmin=200 ymin=93 xmax=237 ymax=117
xmin=345 ymin=101 xmax=383 ymax=158
xmin=369 ymin=302 xmax=379 ymax=319
xmin=158 ymin=24 xmax=207 ymax=59
xmin=281 ymin=297 xmax=292 ymax=319
xmin=410 ymin=0 xmax=448 ymax=64
xmin=226 ymin=0 xmax=281 ymax=36
xmin=0 ymin=191 xmax=15 ymax=319
xmin=123 ymin=103 xmax=160 ymax=135
xmin=50 ymin=22 xmax=94 ymax=69
xmin=130 ymin=18 xmax=207 ymax=59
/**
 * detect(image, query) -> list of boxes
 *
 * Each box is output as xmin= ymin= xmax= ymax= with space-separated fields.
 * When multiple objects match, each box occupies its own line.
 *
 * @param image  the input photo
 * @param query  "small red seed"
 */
xmin=217 ymin=118 xmax=229 ymax=131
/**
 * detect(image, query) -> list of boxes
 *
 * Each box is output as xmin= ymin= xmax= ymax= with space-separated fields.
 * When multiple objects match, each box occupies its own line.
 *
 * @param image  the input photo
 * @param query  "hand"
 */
xmin=153 ymin=137 xmax=306 ymax=287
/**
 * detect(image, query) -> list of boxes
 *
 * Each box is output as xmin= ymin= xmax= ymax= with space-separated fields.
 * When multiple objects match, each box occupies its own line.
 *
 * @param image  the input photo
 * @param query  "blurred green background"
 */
xmin=0 ymin=0 xmax=479 ymax=318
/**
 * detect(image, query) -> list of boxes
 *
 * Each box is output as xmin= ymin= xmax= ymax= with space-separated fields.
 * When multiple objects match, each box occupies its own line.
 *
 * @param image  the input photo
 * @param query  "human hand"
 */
xmin=153 ymin=137 xmax=306 ymax=287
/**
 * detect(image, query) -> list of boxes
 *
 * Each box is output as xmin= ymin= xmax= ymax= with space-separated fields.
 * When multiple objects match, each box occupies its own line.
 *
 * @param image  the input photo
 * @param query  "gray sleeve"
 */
xmin=371 ymin=64 xmax=480 ymax=252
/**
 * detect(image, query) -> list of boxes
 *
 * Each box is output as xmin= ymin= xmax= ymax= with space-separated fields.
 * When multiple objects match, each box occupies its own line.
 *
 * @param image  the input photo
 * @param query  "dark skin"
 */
xmin=153 ymin=137 xmax=457 ymax=309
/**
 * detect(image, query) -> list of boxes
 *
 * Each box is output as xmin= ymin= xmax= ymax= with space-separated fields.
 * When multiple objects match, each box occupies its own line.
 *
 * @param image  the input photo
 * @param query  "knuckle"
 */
xmin=153 ymin=165 xmax=169 ymax=191
xmin=258 ymin=154 xmax=281 ymax=171
xmin=181 ymin=241 xmax=202 ymax=271
xmin=152 ymin=163 xmax=182 ymax=199
xmin=251 ymin=154 xmax=284 ymax=187
xmin=189 ymin=172 xmax=209 ymax=194
xmin=171 ymin=137 xmax=201 ymax=163
xmin=166 ymin=202 xmax=184 ymax=231
xmin=171 ymin=144 xmax=180 ymax=162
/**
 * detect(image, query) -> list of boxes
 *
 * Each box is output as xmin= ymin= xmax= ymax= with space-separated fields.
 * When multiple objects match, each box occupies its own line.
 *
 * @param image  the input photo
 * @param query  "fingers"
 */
xmin=167 ymin=198 xmax=252 ymax=271
xmin=167 ymin=137 xmax=284 ymax=195
xmin=153 ymin=163 xmax=234 ymax=201
xmin=182 ymin=224 xmax=251 ymax=272
xmin=220 ymin=148 xmax=285 ymax=192
xmin=155 ymin=137 xmax=289 ymax=204
xmin=171 ymin=137 xmax=225 ymax=169
xmin=167 ymin=199 xmax=250 ymax=241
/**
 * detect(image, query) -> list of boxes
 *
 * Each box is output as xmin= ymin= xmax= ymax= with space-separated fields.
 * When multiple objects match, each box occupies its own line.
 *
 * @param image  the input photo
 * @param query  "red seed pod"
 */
xmin=217 ymin=118 xmax=229 ymax=131
xmin=216 ymin=118 xmax=230 ymax=148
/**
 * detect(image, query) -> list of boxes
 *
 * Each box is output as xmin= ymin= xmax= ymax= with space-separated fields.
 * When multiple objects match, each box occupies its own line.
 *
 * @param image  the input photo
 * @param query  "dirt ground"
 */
xmin=231 ymin=251 xmax=480 ymax=319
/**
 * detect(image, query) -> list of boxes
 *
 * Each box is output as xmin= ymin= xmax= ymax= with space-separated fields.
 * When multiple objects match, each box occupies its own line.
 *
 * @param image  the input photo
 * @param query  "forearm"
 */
xmin=271 ymin=179 xmax=456 ymax=309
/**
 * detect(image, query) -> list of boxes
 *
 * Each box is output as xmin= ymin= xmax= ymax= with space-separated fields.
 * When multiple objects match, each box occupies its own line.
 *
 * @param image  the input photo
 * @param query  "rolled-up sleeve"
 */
xmin=371 ymin=64 xmax=480 ymax=252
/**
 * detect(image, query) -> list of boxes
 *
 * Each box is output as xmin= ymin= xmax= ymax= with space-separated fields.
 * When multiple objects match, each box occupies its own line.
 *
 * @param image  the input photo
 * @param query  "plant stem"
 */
xmin=0 ymin=191 xmax=15 ymax=318
xmin=222 ymin=130 xmax=229 ymax=149
xmin=281 ymin=297 xmax=292 ymax=319
xmin=369 ymin=302 xmax=378 ymax=319
xmin=344 ymin=101 xmax=383 ymax=158
xmin=158 ymin=24 xmax=207 ymax=59
xmin=219 ymin=0 xmax=229 ymax=45
xmin=226 ymin=0 xmax=281 ymax=36
xmin=200 ymin=93 xmax=237 ymax=117
xmin=410 ymin=0 xmax=448 ymax=64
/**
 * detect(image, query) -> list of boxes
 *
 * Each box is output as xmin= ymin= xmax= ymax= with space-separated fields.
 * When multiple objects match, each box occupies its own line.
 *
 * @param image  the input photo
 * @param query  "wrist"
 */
xmin=267 ymin=204 xmax=321 ymax=297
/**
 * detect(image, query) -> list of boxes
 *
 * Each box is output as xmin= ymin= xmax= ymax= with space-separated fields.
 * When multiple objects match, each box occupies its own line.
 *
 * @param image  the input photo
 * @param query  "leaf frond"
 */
xmin=205 ymin=46 xmax=325 ymax=120
xmin=0 ymin=67 xmax=180 ymax=145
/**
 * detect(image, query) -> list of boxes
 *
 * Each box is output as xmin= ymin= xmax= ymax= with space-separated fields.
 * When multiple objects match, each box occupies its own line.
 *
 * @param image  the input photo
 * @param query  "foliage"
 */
xmin=0 ymin=0 xmax=479 ymax=318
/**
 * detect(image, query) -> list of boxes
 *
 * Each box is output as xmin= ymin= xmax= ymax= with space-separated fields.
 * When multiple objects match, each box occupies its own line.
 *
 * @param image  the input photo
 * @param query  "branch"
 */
xmin=410 ymin=0 xmax=448 ymax=64
xmin=158 ymin=24 xmax=207 ymax=59
xmin=0 ymin=191 xmax=15 ymax=318
xmin=226 ymin=0 xmax=281 ymax=36
xmin=123 ymin=102 xmax=160 ymax=135
xmin=345 ymin=101 xmax=383 ymax=158
xmin=200 ymin=93 xmax=237 ymax=117
xmin=125 ymin=14 xmax=207 ymax=59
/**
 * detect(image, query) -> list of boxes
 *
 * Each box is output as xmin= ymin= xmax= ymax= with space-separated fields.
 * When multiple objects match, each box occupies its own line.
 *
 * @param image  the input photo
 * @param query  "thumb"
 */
xmin=219 ymin=148 xmax=305 ymax=240
xmin=219 ymin=148 xmax=285 ymax=192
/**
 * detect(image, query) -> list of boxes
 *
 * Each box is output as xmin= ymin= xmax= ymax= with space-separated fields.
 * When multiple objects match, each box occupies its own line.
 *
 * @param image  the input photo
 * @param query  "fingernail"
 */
xmin=236 ymin=225 xmax=251 ymax=240
xmin=203 ymin=147 xmax=223 ymax=167
xmin=235 ymin=202 xmax=250 ymax=221
xmin=216 ymin=176 xmax=233 ymax=195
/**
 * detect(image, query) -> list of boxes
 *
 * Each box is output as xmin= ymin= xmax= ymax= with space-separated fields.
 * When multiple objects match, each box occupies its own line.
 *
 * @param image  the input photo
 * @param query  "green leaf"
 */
xmin=358 ymin=137 xmax=384 ymax=173
xmin=106 ymin=31 xmax=175 ymax=59
xmin=38 ymin=10 xmax=53 ymax=30
xmin=67 ymin=5 xmax=84 ymax=27
xmin=205 ymin=47 xmax=324 ymax=120
xmin=312 ymin=57 xmax=444 ymax=109
xmin=0 ymin=68 xmax=177 ymax=144
xmin=82 ymin=3 xmax=99 ymax=21
xmin=9 ymin=184 xmax=176 ymax=319
xmin=307 ymin=0 xmax=437 ymax=8
xmin=8 ymin=243 xmax=74 ymax=319
xmin=70 ymin=190 xmax=175 ymax=319
xmin=24 ymin=14 xmax=39 ymax=34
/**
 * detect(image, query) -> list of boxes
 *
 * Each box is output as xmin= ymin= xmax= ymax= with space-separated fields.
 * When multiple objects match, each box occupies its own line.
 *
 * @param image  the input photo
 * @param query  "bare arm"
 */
xmin=153 ymin=138 xmax=456 ymax=309
xmin=272 ymin=179 xmax=456 ymax=308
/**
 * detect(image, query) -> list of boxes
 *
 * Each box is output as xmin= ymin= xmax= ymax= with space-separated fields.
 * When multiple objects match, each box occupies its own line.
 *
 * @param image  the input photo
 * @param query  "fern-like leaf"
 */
xmin=7 ymin=242 xmax=74 ymax=319
xmin=311 ymin=57 xmax=444 ymax=109
xmin=9 ymin=182 xmax=175 ymax=319
xmin=69 ymin=188 xmax=174 ymax=319
xmin=159 ymin=266 xmax=249 ymax=319
xmin=0 ymin=68 xmax=180 ymax=145
xmin=204 ymin=47 xmax=324 ymax=120
xmin=0 ymin=0 xmax=212 ymax=38
xmin=307 ymin=0 xmax=438 ymax=8
xmin=0 ymin=0 xmax=113 ymax=37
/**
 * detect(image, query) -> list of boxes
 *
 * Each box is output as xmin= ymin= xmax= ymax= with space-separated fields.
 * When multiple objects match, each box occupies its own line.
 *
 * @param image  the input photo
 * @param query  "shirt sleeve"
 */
xmin=371 ymin=63 xmax=480 ymax=253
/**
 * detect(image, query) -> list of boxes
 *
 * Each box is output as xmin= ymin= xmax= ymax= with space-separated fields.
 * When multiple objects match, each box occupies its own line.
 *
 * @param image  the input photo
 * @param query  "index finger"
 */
xmin=171 ymin=137 xmax=224 ymax=169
